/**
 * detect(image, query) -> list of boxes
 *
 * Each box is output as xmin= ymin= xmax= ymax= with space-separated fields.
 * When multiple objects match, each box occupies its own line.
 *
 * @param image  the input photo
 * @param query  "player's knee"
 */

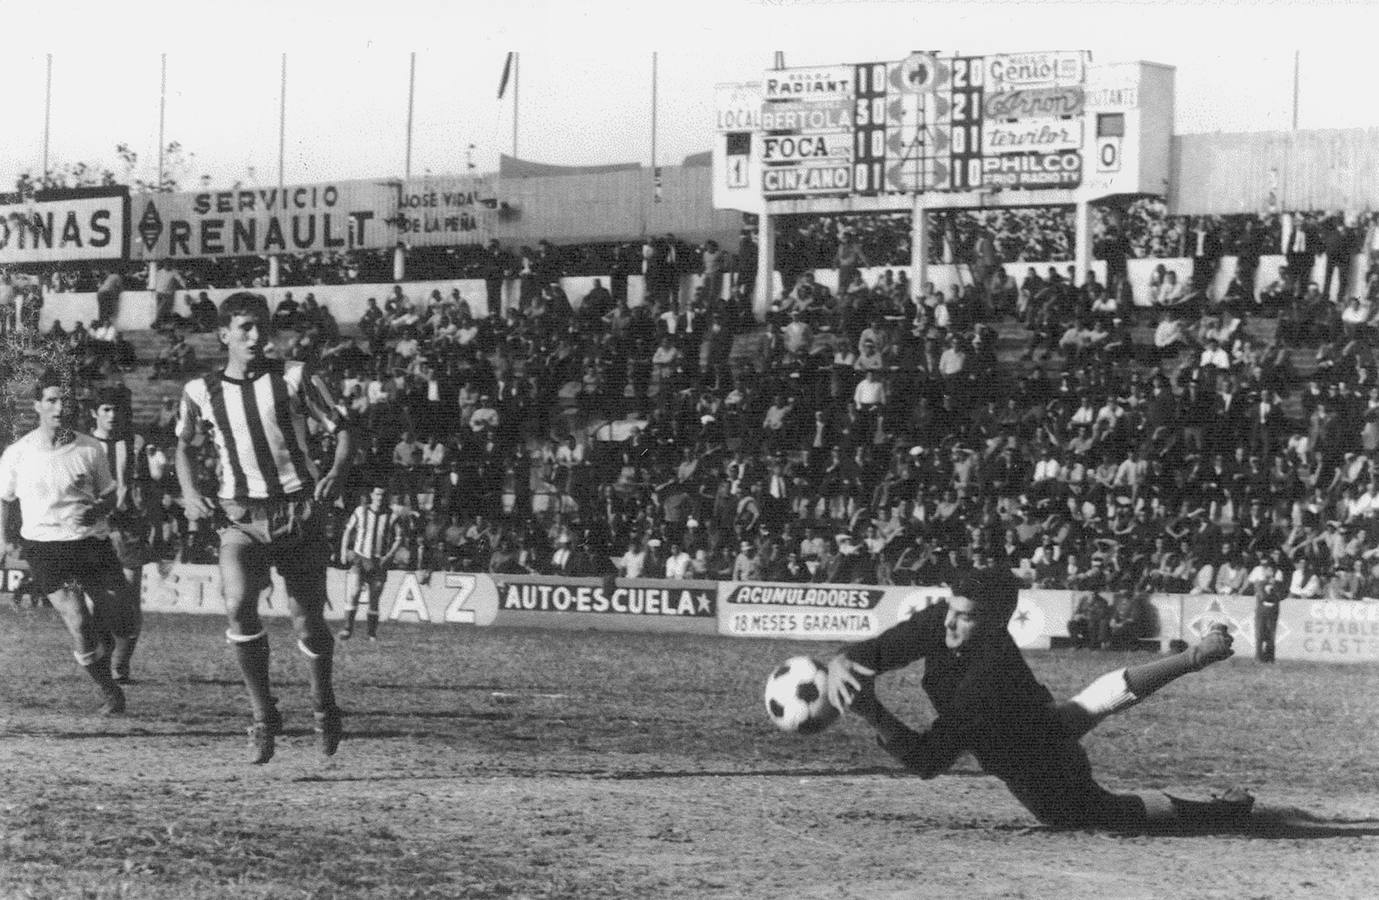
xmin=1068 ymin=668 xmax=1140 ymax=719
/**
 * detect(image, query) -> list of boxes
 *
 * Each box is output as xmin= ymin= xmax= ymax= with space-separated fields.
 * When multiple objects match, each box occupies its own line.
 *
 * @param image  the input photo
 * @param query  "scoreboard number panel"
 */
xmin=949 ymin=57 xmax=985 ymax=190
xmin=752 ymin=51 xmax=1091 ymax=199
xmin=852 ymin=62 xmax=890 ymax=195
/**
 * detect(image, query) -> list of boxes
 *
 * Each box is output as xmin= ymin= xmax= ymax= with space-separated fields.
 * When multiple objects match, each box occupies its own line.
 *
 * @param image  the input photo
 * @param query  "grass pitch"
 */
xmin=2 ymin=606 xmax=1377 ymax=899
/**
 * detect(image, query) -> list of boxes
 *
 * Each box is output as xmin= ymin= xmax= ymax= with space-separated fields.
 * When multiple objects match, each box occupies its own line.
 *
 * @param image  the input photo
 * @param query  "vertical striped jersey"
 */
xmin=92 ymin=432 xmax=146 ymax=513
xmin=176 ymin=359 xmax=343 ymax=500
xmin=92 ymin=433 xmax=145 ymax=490
xmin=342 ymin=505 xmax=399 ymax=560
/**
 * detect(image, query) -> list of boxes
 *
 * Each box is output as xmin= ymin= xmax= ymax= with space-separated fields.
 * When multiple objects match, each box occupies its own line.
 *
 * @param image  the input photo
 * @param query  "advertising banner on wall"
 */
xmin=127 ymin=565 xmax=1379 ymax=665
xmin=0 ymin=189 xmax=129 ymax=264
xmin=718 ymin=581 xmax=953 ymax=642
xmin=1278 ymin=599 xmax=1379 ymax=663
xmin=385 ymin=176 xmax=500 ymax=247
xmin=131 ymin=179 xmax=392 ymax=260
xmin=491 ymin=574 xmax=718 ymax=634
xmin=138 ymin=563 xmax=500 ymax=625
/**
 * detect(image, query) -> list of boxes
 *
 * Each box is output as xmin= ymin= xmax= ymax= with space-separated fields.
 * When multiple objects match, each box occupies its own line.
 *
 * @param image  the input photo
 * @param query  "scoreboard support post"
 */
xmin=755 ymin=212 xmax=776 ymax=321
xmin=1073 ymin=199 xmax=1092 ymax=287
xmin=910 ymin=196 xmax=930 ymax=297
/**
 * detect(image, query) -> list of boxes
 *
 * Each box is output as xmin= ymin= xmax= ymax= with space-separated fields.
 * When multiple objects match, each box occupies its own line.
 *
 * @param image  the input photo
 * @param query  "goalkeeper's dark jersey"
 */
xmin=844 ymin=601 xmax=1080 ymax=781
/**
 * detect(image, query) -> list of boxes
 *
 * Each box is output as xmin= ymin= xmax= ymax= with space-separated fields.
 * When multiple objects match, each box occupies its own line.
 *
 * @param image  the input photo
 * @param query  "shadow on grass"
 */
xmin=1022 ymin=807 xmax=1379 ymax=840
xmin=346 ymin=709 xmax=516 ymax=721
xmin=1235 ymin=807 xmax=1379 ymax=839
xmin=283 ymin=765 xmax=907 ymax=784
xmin=600 ymin=765 xmax=905 ymax=780
xmin=0 ymin=728 xmax=250 ymax=740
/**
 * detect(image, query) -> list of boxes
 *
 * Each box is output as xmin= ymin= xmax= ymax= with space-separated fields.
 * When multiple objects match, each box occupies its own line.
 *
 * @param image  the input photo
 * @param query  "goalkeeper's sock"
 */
xmin=1125 ymin=624 xmax=1233 ymax=698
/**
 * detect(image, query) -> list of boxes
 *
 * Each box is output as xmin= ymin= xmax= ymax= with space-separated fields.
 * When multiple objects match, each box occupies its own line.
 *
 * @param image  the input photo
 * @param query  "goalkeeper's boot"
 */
xmin=1165 ymin=787 xmax=1255 ymax=832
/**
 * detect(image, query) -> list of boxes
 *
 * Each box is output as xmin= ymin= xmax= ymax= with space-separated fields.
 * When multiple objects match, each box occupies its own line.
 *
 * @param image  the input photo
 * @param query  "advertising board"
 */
xmin=112 ymin=566 xmax=1379 ymax=665
xmin=762 ymin=66 xmax=854 ymax=101
xmin=0 ymin=190 xmax=128 ymax=264
xmin=385 ymin=176 xmax=498 ymax=247
xmin=132 ymin=179 xmax=391 ymax=260
xmin=718 ymin=581 xmax=953 ymax=642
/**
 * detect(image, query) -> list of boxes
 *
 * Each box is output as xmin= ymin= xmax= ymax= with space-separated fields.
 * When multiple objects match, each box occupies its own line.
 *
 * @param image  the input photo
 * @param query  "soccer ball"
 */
xmin=764 ymin=656 xmax=839 ymax=734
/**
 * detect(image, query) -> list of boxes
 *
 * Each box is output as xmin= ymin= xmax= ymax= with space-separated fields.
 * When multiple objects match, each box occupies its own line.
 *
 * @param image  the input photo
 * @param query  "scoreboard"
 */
xmin=751 ymin=51 xmax=1091 ymax=199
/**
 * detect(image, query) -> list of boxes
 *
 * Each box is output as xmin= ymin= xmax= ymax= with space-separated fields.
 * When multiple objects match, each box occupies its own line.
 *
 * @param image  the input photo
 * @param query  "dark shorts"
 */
xmin=24 ymin=537 xmax=129 ymax=598
xmin=999 ymin=740 xmax=1145 ymax=831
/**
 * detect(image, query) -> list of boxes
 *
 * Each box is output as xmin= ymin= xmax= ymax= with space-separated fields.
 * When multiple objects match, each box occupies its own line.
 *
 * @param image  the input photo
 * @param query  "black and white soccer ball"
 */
xmin=763 ymin=656 xmax=839 ymax=734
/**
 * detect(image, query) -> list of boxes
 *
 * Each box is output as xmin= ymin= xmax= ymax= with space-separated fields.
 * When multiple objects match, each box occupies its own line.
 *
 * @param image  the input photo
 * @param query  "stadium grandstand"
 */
xmin=7 ymin=125 xmax=1379 ymax=621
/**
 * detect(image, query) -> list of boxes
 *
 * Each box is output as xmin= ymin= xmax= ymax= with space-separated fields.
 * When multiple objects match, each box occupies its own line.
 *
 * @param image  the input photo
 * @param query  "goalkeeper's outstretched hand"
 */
xmin=825 ymin=654 xmax=877 ymax=713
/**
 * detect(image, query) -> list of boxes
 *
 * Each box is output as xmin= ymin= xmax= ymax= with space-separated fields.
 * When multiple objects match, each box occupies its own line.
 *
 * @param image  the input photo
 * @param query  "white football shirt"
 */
xmin=0 ymin=431 xmax=114 ymax=541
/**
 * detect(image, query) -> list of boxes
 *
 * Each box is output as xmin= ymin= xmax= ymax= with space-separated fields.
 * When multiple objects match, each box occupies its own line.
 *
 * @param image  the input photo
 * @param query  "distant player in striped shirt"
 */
xmin=337 ymin=486 xmax=402 ymax=642
xmin=175 ymin=293 xmax=353 ymax=765
xmin=89 ymin=386 xmax=148 ymax=683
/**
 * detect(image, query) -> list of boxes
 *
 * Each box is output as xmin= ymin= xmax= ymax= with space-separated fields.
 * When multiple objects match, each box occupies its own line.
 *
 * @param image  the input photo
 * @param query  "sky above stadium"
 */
xmin=6 ymin=0 xmax=1379 ymax=192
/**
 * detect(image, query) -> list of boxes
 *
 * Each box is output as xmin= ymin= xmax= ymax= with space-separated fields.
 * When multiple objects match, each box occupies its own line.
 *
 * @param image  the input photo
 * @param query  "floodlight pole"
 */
xmin=910 ymin=195 xmax=929 ymax=299
xmin=42 ymin=54 xmax=52 ymax=181
xmin=405 ymin=52 xmax=416 ymax=179
xmin=157 ymin=53 xmax=167 ymax=190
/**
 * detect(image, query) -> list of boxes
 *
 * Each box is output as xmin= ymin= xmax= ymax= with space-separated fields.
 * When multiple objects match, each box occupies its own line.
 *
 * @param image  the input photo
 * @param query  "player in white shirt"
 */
xmin=0 ymin=371 xmax=138 ymax=715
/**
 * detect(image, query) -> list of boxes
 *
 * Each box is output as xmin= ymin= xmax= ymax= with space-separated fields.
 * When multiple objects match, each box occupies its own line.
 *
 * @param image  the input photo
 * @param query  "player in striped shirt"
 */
xmin=89 ymin=386 xmax=148 ymax=683
xmin=0 ymin=370 xmax=139 ymax=715
xmin=337 ymin=486 xmax=402 ymax=642
xmin=175 ymin=292 xmax=353 ymax=765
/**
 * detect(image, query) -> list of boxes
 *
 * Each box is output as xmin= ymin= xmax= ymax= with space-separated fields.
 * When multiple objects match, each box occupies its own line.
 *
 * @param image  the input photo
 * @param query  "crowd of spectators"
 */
xmin=25 ymin=216 xmax=1364 ymax=621
xmin=21 ymin=201 xmax=1374 ymax=300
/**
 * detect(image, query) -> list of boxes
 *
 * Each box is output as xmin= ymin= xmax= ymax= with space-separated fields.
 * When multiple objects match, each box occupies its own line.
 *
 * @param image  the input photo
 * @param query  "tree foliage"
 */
xmin=12 ymin=140 xmax=204 ymax=199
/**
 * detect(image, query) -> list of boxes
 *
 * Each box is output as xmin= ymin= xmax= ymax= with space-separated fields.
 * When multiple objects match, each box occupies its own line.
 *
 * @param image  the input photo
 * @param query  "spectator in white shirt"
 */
xmin=1199 ymin=337 xmax=1231 ymax=371
xmin=617 ymin=539 xmax=647 ymax=579
xmin=783 ymin=310 xmax=812 ymax=354
xmin=1032 ymin=450 xmax=1062 ymax=483
xmin=1289 ymin=559 xmax=1324 ymax=598
xmin=1069 ymin=396 xmax=1097 ymax=428
xmin=1188 ymin=557 xmax=1217 ymax=594
xmin=664 ymin=543 xmax=692 ymax=580
xmin=938 ymin=337 xmax=967 ymax=377
xmin=1213 ymin=553 xmax=1249 ymax=595
xmin=853 ymin=369 xmax=886 ymax=410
